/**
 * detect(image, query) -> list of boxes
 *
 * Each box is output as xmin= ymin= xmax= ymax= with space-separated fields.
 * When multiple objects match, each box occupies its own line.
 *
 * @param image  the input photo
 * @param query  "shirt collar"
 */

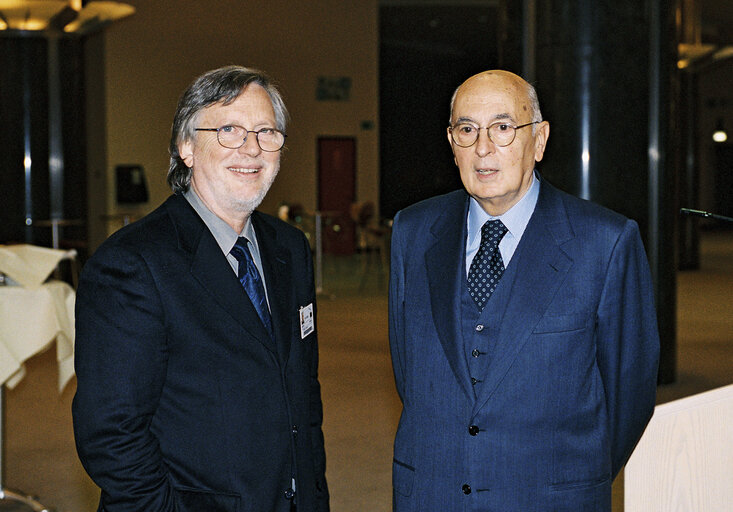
xmin=183 ymin=188 xmax=255 ymax=254
xmin=467 ymin=171 xmax=540 ymax=246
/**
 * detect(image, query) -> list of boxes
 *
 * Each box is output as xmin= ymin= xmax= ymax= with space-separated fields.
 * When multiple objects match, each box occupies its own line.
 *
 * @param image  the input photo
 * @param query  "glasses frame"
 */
xmin=448 ymin=121 xmax=539 ymax=148
xmin=195 ymin=125 xmax=287 ymax=152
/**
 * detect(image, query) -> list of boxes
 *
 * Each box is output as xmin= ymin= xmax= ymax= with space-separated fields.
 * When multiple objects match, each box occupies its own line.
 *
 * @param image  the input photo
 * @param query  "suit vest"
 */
xmin=460 ymin=247 xmax=521 ymax=399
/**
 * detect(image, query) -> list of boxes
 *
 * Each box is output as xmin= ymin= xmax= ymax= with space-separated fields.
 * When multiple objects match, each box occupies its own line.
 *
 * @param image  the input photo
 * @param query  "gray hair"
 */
xmin=448 ymin=74 xmax=543 ymax=132
xmin=167 ymin=65 xmax=289 ymax=193
xmin=526 ymin=82 xmax=543 ymax=125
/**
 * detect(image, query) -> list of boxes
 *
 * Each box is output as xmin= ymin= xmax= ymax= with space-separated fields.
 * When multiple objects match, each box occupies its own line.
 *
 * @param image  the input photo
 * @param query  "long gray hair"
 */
xmin=167 ymin=65 xmax=289 ymax=192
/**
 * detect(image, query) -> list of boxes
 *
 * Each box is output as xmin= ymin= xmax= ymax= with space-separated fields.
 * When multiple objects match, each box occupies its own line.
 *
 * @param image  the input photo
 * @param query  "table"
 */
xmin=0 ymin=245 xmax=76 ymax=511
xmin=0 ymin=281 xmax=76 ymax=391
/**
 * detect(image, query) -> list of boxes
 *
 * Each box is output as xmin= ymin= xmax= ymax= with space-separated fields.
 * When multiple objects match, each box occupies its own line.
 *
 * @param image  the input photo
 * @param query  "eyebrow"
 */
xmin=453 ymin=113 xmax=516 ymax=125
xmin=492 ymin=113 xmax=514 ymax=122
xmin=454 ymin=116 xmax=477 ymax=124
xmin=217 ymin=121 xmax=277 ymax=129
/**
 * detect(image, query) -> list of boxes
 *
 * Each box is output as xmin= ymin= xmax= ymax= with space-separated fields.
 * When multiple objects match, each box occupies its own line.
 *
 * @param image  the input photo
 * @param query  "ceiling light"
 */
xmin=0 ymin=0 xmax=134 ymax=34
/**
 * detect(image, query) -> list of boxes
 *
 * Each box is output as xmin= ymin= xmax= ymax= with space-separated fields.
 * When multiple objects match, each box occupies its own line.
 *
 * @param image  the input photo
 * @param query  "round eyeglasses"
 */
xmin=448 ymin=121 xmax=539 ymax=148
xmin=195 ymin=124 xmax=287 ymax=152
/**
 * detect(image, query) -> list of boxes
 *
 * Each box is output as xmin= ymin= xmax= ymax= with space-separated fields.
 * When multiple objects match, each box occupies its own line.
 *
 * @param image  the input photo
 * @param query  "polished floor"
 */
xmin=2 ymin=230 xmax=732 ymax=511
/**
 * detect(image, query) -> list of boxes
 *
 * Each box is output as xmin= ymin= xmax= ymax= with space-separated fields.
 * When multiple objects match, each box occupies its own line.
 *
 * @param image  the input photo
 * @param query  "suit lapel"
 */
xmin=425 ymin=192 xmax=474 ymax=400
xmin=252 ymin=212 xmax=294 ymax=365
xmin=168 ymin=195 xmax=277 ymax=354
xmin=474 ymin=182 xmax=574 ymax=412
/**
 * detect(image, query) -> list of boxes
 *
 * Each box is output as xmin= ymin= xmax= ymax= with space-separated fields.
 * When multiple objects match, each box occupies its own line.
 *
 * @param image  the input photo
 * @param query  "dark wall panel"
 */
xmin=0 ymin=34 xmax=87 ymax=250
xmin=379 ymin=5 xmax=500 ymax=218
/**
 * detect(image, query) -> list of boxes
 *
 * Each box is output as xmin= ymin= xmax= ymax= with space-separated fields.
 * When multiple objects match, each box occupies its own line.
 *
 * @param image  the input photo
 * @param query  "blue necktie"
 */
xmin=467 ymin=219 xmax=508 ymax=310
xmin=231 ymin=237 xmax=274 ymax=338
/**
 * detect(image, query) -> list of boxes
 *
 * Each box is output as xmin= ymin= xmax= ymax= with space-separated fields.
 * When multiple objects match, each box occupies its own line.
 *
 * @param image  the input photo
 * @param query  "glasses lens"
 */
xmin=452 ymin=123 xmax=479 ymax=147
xmin=488 ymin=123 xmax=516 ymax=147
xmin=217 ymin=125 xmax=246 ymax=149
xmin=256 ymin=128 xmax=285 ymax=151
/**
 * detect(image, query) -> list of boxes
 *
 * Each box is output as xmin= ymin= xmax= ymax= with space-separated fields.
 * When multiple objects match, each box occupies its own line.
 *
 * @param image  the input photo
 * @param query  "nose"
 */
xmin=238 ymin=131 xmax=262 ymax=155
xmin=474 ymin=128 xmax=495 ymax=156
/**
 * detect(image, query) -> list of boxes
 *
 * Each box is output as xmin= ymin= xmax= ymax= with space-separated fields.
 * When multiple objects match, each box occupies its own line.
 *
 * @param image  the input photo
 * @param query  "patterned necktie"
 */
xmin=467 ymin=219 xmax=508 ymax=310
xmin=231 ymin=237 xmax=274 ymax=338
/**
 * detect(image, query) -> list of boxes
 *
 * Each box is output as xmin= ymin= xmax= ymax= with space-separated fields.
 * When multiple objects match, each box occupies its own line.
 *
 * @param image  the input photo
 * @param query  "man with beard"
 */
xmin=73 ymin=66 xmax=329 ymax=512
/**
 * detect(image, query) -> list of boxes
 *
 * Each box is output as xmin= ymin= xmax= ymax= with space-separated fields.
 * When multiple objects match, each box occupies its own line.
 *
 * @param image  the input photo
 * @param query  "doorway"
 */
xmin=317 ymin=137 xmax=356 ymax=254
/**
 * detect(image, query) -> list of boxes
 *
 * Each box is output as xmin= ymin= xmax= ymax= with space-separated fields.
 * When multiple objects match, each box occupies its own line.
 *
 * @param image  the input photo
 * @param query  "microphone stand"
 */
xmin=680 ymin=208 xmax=733 ymax=223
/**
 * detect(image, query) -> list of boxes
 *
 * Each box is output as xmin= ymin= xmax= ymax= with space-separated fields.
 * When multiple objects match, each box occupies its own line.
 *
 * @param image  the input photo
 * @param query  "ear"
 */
xmin=533 ymin=121 xmax=550 ymax=162
xmin=179 ymin=139 xmax=195 ymax=168
xmin=447 ymin=127 xmax=458 ymax=166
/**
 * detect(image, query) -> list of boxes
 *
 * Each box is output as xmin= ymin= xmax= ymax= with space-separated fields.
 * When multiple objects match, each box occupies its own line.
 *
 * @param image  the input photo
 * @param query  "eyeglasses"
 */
xmin=448 ymin=121 xmax=539 ymax=148
xmin=195 ymin=125 xmax=287 ymax=152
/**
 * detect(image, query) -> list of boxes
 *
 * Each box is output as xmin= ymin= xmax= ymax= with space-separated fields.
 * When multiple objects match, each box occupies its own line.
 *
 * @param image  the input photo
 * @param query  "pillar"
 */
xmin=515 ymin=0 xmax=679 ymax=383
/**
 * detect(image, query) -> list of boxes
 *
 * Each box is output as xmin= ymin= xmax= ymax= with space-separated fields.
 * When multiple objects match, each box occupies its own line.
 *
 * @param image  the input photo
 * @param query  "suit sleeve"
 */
xmin=388 ymin=211 xmax=407 ymax=402
xmin=72 ymin=243 xmax=175 ymax=511
xmin=595 ymin=219 xmax=660 ymax=478
xmin=301 ymin=233 xmax=330 ymax=511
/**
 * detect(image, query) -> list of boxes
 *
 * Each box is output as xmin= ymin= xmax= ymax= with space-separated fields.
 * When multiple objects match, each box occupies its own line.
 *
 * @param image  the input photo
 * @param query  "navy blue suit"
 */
xmin=389 ymin=179 xmax=659 ymax=511
xmin=73 ymin=193 xmax=329 ymax=512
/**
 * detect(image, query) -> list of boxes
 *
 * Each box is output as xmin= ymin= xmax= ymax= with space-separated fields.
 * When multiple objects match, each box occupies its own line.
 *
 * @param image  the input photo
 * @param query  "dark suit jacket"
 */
xmin=73 ymin=193 xmax=329 ymax=512
xmin=389 ymin=179 xmax=659 ymax=511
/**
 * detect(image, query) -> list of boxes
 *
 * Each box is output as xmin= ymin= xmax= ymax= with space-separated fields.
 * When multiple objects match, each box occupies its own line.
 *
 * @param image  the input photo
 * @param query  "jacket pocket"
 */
xmin=549 ymin=474 xmax=610 ymax=492
xmin=393 ymin=458 xmax=415 ymax=497
xmin=547 ymin=475 xmax=612 ymax=510
xmin=532 ymin=312 xmax=588 ymax=334
xmin=174 ymin=486 xmax=241 ymax=512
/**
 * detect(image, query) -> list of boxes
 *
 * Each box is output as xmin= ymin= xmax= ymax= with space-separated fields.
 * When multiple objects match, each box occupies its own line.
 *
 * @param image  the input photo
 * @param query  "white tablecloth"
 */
xmin=0 ymin=244 xmax=75 ymax=289
xmin=0 ymin=282 xmax=75 ymax=391
xmin=0 ymin=244 xmax=76 ymax=391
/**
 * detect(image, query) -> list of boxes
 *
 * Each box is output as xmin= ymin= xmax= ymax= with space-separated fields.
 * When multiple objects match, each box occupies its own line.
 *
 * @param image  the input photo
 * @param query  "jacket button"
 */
xmin=468 ymin=425 xmax=479 ymax=436
xmin=284 ymin=488 xmax=295 ymax=500
xmin=292 ymin=425 xmax=299 ymax=435
xmin=462 ymin=483 xmax=472 ymax=494
xmin=471 ymin=349 xmax=480 ymax=357
xmin=475 ymin=324 xmax=484 ymax=332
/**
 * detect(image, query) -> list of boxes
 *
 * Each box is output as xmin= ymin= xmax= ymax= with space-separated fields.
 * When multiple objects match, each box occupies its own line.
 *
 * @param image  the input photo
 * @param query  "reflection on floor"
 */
xmin=3 ymin=231 xmax=731 ymax=511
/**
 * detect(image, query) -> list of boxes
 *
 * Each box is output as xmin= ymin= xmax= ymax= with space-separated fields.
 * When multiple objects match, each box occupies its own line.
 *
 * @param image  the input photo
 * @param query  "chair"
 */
xmin=349 ymin=201 xmax=389 ymax=290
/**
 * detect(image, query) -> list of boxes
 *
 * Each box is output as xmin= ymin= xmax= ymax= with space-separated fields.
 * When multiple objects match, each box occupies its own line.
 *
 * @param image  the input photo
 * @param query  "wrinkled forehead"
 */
xmin=452 ymin=73 xmax=531 ymax=123
xmin=196 ymin=84 xmax=275 ymax=122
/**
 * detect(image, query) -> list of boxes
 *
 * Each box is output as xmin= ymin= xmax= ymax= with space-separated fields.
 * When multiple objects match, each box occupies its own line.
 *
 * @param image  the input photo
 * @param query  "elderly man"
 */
xmin=73 ymin=66 xmax=329 ymax=512
xmin=388 ymin=70 xmax=659 ymax=511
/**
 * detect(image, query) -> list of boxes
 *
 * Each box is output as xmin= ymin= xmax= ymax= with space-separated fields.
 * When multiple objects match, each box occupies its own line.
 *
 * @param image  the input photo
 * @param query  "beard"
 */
xmin=228 ymin=163 xmax=280 ymax=215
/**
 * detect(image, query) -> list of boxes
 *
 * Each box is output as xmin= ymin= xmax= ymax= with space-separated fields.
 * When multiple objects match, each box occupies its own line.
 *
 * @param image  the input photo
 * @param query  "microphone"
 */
xmin=680 ymin=208 xmax=733 ymax=223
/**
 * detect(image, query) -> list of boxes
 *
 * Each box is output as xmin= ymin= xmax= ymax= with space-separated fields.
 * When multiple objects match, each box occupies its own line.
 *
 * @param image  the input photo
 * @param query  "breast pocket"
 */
xmin=532 ymin=312 xmax=589 ymax=334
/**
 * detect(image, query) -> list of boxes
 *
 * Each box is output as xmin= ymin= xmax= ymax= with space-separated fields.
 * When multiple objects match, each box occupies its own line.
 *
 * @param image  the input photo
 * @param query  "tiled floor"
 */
xmin=2 ymin=231 xmax=731 ymax=511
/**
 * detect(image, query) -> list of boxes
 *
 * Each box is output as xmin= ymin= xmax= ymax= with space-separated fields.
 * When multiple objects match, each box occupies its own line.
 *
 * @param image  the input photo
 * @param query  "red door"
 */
xmin=318 ymin=137 xmax=356 ymax=255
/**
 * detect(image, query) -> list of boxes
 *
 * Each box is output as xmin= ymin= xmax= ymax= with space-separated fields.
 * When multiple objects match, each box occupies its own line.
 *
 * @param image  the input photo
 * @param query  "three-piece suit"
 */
xmin=389 ymin=178 xmax=659 ymax=511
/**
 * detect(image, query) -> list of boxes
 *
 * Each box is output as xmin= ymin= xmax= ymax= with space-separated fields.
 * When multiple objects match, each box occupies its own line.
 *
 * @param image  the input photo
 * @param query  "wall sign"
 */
xmin=316 ymin=76 xmax=352 ymax=101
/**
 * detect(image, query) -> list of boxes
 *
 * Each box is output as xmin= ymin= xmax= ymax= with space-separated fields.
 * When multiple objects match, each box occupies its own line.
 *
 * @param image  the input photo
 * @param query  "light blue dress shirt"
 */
xmin=465 ymin=172 xmax=540 ymax=277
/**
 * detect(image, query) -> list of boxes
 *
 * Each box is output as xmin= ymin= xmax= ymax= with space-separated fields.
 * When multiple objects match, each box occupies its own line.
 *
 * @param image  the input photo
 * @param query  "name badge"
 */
xmin=299 ymin=303 xmax=314 ymax=339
